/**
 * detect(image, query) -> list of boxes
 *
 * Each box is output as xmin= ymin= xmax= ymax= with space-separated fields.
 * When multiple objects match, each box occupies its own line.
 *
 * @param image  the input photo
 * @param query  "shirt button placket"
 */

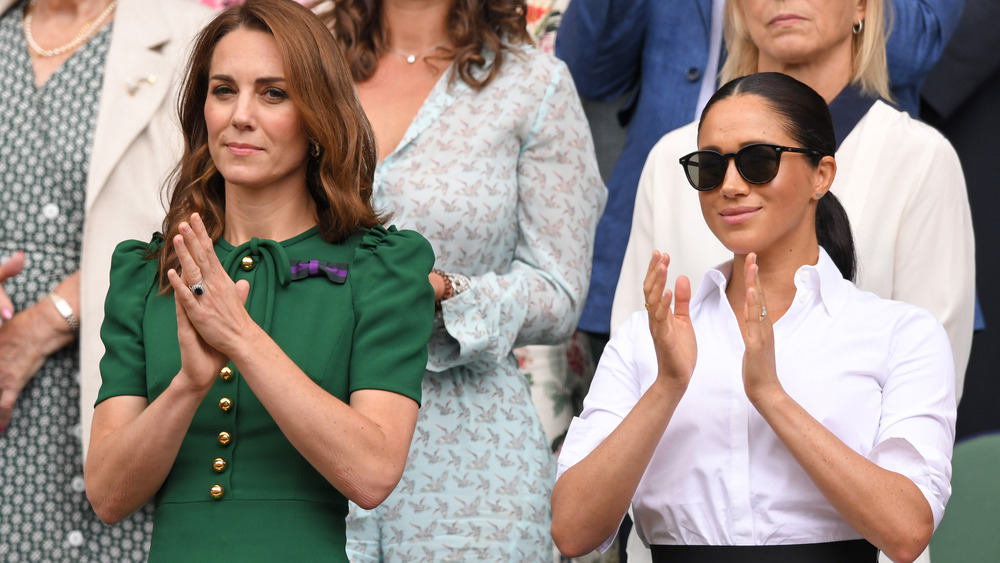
xmin=212 ymin=364 xmax=236 ymax=500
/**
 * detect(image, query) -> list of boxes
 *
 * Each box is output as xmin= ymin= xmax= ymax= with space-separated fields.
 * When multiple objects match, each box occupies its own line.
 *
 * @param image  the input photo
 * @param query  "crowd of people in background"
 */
xmin=0 ymin=0 xmax=995 ymax=561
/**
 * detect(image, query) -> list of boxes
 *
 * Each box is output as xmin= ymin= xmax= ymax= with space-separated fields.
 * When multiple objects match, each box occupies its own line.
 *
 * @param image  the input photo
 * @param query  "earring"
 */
xmin=310 ymin=142 xmax=321 ymax=158
xmin=815 ymin=193 xmax=825 ymax=199
xmin=853 ymin=19 xmax=864 ymax=34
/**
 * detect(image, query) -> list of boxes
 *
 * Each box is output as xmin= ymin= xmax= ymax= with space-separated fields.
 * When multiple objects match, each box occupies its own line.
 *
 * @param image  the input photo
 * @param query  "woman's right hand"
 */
xmin=165 ymin=215 xmax=250 ymax=392
xmin=643 ymin=250 xmax=696 ymax=390
xmin=167 ymin=271 xmax=226 ymax=393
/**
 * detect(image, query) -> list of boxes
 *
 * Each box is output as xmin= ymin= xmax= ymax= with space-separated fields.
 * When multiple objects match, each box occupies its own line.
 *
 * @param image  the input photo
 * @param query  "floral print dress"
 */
xmin=345 ymin=46 xmax=605 ymax=561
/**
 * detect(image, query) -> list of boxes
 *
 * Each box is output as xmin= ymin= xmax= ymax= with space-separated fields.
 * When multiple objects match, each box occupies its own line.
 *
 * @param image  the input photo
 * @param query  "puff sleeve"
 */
xmin=348 ymin=226 xmax=435 ymax=403
xmin=96 ymin=239 xmax=161 ymax=404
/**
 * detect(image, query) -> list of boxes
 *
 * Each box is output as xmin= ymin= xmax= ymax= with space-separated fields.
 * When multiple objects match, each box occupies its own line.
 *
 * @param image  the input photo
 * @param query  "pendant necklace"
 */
xmin=387 ymin=42 xmax=447 ymax=64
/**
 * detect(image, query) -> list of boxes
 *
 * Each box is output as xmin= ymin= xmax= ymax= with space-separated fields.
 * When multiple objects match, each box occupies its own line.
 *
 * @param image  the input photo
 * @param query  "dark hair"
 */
xmin=311 ymin=0 xmax=532 ymax=90
xmin=158 ymin=0 xmax=385 ymax=290
xmin=700 ymin=72 xmax=857 ymax=282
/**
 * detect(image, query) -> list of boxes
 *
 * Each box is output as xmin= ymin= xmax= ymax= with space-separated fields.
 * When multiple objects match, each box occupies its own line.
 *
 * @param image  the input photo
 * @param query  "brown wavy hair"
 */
xmin=158 ymin=0 xmax=384 ymax=290
xmin=311 ymin=0 xmax=531 ymax=90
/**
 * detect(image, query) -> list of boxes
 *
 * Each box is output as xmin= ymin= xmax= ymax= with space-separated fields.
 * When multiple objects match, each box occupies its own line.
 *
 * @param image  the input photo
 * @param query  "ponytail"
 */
xmin=816 ymin=191 xmax=856 ymax=282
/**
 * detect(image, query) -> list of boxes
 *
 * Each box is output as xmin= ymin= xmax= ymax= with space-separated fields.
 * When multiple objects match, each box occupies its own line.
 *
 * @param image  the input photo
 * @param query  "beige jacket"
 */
xmin=0 ymin=0 xmax=212 ymax=458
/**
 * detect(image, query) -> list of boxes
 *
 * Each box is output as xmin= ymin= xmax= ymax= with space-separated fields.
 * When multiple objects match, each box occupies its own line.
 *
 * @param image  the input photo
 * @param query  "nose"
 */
xmin=231 ymin=92 xmax=255 ymax=130
xmin=718 ymin=158 xmax=749 ymax=198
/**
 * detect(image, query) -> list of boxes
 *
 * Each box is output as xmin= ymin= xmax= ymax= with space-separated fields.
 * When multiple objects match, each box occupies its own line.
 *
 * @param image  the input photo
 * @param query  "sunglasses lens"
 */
xmin=736 ymin=145 xmax=779 ymax=184
xmin=685 ymin=152 xmax=726 ymax=190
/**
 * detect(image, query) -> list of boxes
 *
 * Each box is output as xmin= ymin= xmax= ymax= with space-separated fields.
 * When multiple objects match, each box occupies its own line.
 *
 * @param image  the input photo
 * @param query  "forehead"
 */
xmin=209 ymin=27 xmax=284 ymax=76
xmin=698 ymin=94 xmax=794 ymax=150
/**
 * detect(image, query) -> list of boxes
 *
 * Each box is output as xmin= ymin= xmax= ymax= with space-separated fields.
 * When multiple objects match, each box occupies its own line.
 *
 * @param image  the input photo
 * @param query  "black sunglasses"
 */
xmin=678 ymin=143 xmax=823 ymax=191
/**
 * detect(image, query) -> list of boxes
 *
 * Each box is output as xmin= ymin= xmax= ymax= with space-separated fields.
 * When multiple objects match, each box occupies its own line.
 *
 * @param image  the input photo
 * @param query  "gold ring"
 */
xmin=645 ymin=302 xmax=651 ymax=311
xmin=758 ymin=306 xmax=767 ymax=322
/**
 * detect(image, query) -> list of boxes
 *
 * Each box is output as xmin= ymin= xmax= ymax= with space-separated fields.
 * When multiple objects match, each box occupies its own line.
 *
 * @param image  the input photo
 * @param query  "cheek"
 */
xmin=275 ymin=111 xmax=308 ymax=151
xmin=204 ymin=101 xmax=227 ymax=138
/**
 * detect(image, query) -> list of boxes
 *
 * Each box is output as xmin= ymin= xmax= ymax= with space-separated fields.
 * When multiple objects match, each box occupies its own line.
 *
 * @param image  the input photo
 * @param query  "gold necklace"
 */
xmin=22 ymin=0 xmax=117 ymax=58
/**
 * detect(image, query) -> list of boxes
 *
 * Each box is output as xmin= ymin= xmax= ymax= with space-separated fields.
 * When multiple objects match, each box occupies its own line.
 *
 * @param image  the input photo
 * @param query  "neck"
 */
xmin=222 ymin=182 xmax=318 ymax=246
xmin=32 ymin=0 xmax=109 ymax=19
xmin=757 ymin=46 xmax=853 ymax=103
xmin=725 ymin=239 xmax=820 ymax=324
xmin=381 ymin=0 xmax=451 ymax=53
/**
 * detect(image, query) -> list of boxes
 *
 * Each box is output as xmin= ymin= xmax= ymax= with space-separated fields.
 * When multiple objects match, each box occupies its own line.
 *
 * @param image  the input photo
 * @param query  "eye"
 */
xmin=210 ymin=84 xmax=235 ymax=97
xmin=262 ymin=87 xmax=289 ymax=102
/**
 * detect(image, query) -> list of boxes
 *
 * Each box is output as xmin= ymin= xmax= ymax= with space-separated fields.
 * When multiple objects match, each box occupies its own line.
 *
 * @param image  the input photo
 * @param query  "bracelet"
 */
xmin=432 ymin=269 xmax=454 ymax=306
xmin=48 ymin=292 xmax=80 ymax=333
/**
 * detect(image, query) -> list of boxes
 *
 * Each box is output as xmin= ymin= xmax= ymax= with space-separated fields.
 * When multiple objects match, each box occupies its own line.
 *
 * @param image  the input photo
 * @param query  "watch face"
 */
xmin=449 ymin=273 xmax=471 ymax=295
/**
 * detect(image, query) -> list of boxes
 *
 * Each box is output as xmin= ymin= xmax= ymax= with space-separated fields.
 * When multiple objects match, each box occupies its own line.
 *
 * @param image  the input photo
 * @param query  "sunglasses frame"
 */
xmin=678 ymin=143 xmax=823 ymax=191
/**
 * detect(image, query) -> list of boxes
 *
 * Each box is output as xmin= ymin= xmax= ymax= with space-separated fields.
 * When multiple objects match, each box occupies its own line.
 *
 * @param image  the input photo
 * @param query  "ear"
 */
xmin=856 ymin=0 xmax=867 ymax=24
xmin=812 ymin=155 xmax=836 ymax=200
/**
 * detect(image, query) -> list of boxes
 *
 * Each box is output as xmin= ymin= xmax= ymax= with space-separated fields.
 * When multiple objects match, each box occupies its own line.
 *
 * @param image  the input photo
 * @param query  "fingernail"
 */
xmin=1 ymin=308 xmax=12 ymax=321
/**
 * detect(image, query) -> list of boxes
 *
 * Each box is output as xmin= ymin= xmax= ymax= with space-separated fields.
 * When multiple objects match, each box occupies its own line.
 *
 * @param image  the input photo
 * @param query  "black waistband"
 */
xmin=650 ymin=539 xmax=878 ymax=563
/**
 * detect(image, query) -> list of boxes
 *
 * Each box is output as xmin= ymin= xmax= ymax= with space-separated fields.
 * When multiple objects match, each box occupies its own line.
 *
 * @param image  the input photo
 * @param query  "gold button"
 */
xmin=218 ymin=431 xmax=231 ymax=445
xmin=212 ymin=458 xmax=227 ymax=472
xmin=219 ymin=366 xmax=233 ymax=381
xmin=210 ymin=484 xmax=224 ymax=499
xmin=219 ymin=397 xmax=232 ymax=412
xmin=241 ymin=256 xmax=255 ymax=270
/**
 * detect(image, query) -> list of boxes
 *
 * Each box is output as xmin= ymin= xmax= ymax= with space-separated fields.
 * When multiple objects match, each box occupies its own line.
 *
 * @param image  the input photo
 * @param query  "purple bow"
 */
xmin=289 ymin=259 xmax=348 ymax=284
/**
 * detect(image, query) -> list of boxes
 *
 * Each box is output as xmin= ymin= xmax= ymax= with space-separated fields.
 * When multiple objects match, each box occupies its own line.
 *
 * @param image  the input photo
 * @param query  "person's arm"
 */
xmin=552 ymin=251 xmax=695 ymax=556
xmin=739 ymin=255 xmax=955 ymax=563
xmin=886 ymin=0 xmax=965 ymax=113
xmin=554 ymin=0 xmax=648 ymax=100
xmin=611 ymin=136 xmax=670 ymax=333
xmin=431 ymin=59 xmax=606 ymax=370
xmin=0 ymin=261 xmax=79 ymax=430
xmin=889 ymin=124 xmax=974 ymax=398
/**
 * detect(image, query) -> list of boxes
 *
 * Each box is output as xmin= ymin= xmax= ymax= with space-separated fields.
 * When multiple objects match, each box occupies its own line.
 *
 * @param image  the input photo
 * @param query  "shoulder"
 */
xmin=857 ymin=101 xmax=954 ymax=150
xmin=111 ymin=236 xmax=161 ymax=267
xmin=492 ymin=44 xmax=572 ymax=91
xmin=648 ymin=121 xmax=699 ymax=158
xmin=839 ymin=281 xmax=948 ymax=342
xmin=116 ymin=0 xmax=213 ymax=40
xmin=354 ymin=224 xmax=434 ymax=268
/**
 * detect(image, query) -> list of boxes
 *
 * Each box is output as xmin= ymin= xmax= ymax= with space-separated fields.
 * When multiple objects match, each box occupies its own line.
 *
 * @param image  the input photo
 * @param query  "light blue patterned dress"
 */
xmin=345 ymin=46 xmax=605 ymax=561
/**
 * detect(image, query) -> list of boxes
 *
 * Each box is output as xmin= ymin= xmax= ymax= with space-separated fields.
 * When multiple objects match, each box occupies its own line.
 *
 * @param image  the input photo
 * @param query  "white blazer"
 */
xmin=0 ymin=0 xmax=212 ymax=459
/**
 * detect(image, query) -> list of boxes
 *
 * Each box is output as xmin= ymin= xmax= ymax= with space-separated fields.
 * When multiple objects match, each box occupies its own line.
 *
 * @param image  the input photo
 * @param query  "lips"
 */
xmin=719 ymin=206 xmax=762 ymax=225
xmin=226 ymin=142 xmax=262 ymax=156
xmin=769 ymin=13 xmax=805 ymax=26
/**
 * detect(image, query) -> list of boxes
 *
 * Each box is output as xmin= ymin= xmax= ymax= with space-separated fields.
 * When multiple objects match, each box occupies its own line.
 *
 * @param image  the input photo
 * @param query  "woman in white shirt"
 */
xmin=612 ymin=0 xmax=974 ymax=401
xmin=551 ymin=72 xmax=956 ymax=563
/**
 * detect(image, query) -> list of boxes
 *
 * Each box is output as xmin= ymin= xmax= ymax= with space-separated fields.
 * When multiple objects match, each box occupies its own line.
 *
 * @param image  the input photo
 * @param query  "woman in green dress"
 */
xmin=83 ymin=1 xmax=435 ymax=560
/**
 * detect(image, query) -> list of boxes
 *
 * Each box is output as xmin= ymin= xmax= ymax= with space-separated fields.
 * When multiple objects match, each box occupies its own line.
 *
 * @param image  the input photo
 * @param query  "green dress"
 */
xmin=96 ymin=225 xmax=434 ymax=561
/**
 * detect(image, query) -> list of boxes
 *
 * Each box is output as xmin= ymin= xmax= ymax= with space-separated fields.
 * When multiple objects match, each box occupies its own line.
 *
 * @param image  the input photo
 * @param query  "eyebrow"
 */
xmin=209 ymin=74 xmax=287 ymax=85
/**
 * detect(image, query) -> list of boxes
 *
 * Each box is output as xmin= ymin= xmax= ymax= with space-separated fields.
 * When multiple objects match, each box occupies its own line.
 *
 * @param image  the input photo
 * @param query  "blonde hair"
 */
xmin=720 ymin=0 xmax=892 ymax=101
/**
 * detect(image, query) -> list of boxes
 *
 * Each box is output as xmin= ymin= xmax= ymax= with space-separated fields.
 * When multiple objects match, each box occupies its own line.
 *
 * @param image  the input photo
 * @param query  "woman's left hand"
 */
xmin=167 ymin=213 xmax=251 ymax=360
xmin=740 ymin=253 xmax=782 ymax=405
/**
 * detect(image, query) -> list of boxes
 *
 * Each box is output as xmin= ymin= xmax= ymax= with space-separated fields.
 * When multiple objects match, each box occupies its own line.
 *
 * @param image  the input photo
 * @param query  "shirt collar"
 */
xmin=691 ymin=247 xmax=848 ymax=317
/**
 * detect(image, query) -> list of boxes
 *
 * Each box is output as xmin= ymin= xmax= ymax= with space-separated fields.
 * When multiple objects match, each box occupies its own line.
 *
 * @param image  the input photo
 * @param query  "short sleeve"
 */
xmin=349 ymin=225 xmax=435 ymax=404
xmin=96 ymin=238 xmax=161 ymax=404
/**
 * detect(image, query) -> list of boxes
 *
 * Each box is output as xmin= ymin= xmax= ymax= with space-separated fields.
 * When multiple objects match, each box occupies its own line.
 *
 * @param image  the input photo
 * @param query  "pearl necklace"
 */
xmin=22 ymin=0 xmax=117 ymax=58
xmin=387 ymin=42 xmax=447 ymax=64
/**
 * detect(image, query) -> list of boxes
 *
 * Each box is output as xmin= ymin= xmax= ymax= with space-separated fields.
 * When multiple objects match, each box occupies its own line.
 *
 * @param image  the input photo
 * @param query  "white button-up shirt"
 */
xmin=558 ymin=249 xmax=956 ymax=551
